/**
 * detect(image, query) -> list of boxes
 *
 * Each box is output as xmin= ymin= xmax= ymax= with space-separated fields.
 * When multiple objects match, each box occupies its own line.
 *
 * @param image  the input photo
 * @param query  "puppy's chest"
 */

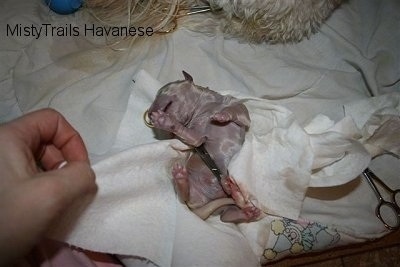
xmin=186 ymin=102 xmax=226 ymax=131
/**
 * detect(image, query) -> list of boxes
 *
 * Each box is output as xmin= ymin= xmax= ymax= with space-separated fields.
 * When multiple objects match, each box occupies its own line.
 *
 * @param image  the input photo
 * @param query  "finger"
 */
xmin=33 ymin=161 xmax=97 ymax=212
xmin=39 ymin=144 xmax=68 ymax=171
xmin=27 ymin=162 xmax=96 ymax=234
xmin=0 ymin=161 xmax=96 ymax=264
xmin=10 ymin=108 xmax=89 ymax=163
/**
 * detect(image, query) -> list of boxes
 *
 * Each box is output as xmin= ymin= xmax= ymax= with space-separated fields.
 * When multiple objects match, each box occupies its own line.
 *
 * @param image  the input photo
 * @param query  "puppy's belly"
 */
xmin=185 ymin=155 xmax=227 ymax=209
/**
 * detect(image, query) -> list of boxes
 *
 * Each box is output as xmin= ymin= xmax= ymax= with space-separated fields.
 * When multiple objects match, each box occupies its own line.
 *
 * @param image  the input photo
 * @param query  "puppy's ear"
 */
xmin=182 ymin=71 xmax=193 ymax=82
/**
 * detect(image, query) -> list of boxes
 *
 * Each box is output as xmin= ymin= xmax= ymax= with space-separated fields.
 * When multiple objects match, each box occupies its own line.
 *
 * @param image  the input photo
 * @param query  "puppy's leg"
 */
xmin=220 ymin=205 xmax=261 ymax=223
xmin=191 ymin=198 xmax=235 ymax=220
xmin=172 ymin=163 xmax=190 ymax=202
xmin=211 ymin=103 xmax=251 ymax=128
xmin=150 ymin=110 xmax=206 ymax=146
xmin=220 ymin=176 xmax=262 ymax=223
xmin=221 ymin=176 xmax=247 ymax=207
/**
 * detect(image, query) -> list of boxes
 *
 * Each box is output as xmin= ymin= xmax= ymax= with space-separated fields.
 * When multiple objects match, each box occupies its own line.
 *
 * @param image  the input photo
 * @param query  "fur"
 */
xmin=186 ymin=0 xmax=344 ymax=43
xmin=84 ymin=0 xmax=343 ymax=44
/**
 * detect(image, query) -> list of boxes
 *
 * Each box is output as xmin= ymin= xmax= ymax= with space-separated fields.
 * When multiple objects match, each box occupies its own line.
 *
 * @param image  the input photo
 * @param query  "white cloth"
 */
xmin=300 ymin=94 xmax=400 ymax=238
xmin=228 ymin=97 xmax=370 ymax=218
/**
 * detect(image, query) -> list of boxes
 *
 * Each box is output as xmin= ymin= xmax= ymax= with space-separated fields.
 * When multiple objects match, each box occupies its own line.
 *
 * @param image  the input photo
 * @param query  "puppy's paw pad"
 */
xmin=150 ymin=110 xmax=176 ymax=130
xmin=211 ymin=111 xmax=232 ymax=123
xmin=172 ymin=163 xmax=188 ymax=180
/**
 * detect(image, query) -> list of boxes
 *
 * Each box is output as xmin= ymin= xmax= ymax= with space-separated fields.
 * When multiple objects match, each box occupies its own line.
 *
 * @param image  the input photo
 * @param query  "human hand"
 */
xmin=0 ymin=108 xmax=96 ymax=265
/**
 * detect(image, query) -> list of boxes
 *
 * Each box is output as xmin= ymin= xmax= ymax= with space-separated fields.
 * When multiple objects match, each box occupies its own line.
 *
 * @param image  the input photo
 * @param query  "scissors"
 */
xmin=194 ymin=143 xmax=224 ymax=182
xmin=362 ymin=168 xmax=400 ymax=230
xmin=194 ymin=143 xmax=234 ymax=196
xmin=144 ymin=110 xmax=227 ymax=191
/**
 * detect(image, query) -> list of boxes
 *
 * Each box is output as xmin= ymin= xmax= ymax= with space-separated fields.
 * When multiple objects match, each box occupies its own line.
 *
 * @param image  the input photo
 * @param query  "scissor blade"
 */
xmin=194 ymin=144 xmax=223 ymax=182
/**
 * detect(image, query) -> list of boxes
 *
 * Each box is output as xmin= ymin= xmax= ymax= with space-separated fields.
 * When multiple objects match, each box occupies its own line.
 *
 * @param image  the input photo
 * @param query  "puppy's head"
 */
xmin=148 ymin=71 xmax=201 ymax=125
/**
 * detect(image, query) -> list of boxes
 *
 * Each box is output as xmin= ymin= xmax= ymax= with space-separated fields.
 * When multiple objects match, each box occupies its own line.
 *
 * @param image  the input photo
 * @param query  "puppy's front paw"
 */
xmin=211 ymin=111 xmax=232 ymax=123
xmin=150 ymin=110 xmax=177 ymax=131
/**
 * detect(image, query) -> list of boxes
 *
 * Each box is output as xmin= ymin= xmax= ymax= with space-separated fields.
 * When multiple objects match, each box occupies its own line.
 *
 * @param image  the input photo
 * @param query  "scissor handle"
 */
xmin=376 ymin=201 xmax=400 ymax=230
xmin=364 ymin=168 xmax=400 ymax=206
xmin=363 ymin=168 xmax=400 ymax=230
xmin=392 ymin=189 xmax=400 ymax=207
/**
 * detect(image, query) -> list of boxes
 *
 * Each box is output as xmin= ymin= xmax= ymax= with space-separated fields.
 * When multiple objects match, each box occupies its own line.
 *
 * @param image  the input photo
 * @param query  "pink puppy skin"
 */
xmin=147 ymin=71 xmax=261 ymax=223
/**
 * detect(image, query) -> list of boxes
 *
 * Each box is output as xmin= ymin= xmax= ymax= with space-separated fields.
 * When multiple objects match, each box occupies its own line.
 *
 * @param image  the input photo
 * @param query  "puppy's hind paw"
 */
xmin=172 ymin=163 xmax=188 ymax=181
xmin=242 ymin=205 xmax=262 ymax=222
xmin=172 ymin=163 xmax=190 ymax=202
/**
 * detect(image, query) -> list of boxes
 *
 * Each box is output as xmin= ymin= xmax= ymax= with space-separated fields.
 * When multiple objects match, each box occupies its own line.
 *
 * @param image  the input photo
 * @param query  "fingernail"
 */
xmin=58 ymin=161 xmax=68 ymax=169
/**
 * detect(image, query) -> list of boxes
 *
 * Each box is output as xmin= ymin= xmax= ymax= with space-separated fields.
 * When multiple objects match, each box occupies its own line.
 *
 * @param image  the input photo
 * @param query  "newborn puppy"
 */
xmin=147 ymin=71 xmax=261 ymax=223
